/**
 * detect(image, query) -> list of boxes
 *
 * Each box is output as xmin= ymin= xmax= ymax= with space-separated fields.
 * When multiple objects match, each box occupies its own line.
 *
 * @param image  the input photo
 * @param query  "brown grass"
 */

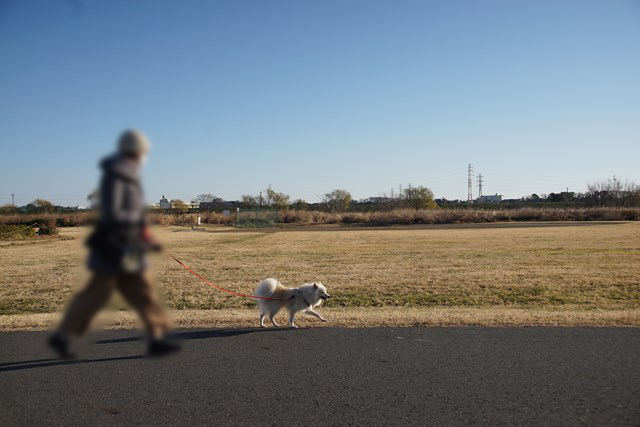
xmin=151 ymin=211 xmax=236 ymax=226
xmin=2 ymin=307 xmax=638 ymax=331
xmin=0 ymin=222 xmax=639 ymax=329
xmin=0 ymin=211 xmax=235 ymax=227
xmin=281 ymin=207 xmax=640 ymax=224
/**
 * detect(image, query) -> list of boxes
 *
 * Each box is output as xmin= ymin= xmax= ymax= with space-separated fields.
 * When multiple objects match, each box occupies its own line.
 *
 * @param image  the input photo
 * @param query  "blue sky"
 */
xmin=1 ymin=0 xmax=639 ymax=206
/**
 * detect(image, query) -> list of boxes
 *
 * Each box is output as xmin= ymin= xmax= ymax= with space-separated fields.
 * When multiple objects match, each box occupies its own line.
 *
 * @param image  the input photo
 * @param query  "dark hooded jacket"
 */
xmin=87 ymin=154 xmax=147 ymax=272
xmin=98 ymin=154 xmax=146 ymax=228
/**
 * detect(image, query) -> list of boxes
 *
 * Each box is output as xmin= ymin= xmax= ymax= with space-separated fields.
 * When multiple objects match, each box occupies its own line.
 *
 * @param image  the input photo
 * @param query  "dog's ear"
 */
xmin=313 ymin=282 xmax=318 ymax=289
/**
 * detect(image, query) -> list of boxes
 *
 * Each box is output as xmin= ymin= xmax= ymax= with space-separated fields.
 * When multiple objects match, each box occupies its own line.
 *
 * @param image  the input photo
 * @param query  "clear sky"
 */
xmin=1 ymin=0 xmax=639 ymax=206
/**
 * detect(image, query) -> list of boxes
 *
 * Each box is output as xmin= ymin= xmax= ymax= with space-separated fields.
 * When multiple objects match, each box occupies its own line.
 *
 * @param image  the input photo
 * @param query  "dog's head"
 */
xmin=312 ymin=282 xmax=331 ymax=302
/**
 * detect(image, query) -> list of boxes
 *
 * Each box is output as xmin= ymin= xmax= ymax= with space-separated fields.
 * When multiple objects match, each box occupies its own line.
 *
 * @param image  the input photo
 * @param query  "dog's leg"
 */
xmin=268 ymin=304 xmax=282 ymax=327
xmin=288 ymin=311 xmax=298 ymax=328
xmin=270 ymin=315 xmax=281 ymax=327
xmin=305 ymin=309 xmax=327 ymax=322
xmin=259 ymin=312 xmax=267 ymax=328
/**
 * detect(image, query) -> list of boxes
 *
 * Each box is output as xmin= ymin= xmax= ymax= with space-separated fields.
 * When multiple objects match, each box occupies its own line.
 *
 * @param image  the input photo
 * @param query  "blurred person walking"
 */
xmin=48 ymin=130 xmax=180 ymax=358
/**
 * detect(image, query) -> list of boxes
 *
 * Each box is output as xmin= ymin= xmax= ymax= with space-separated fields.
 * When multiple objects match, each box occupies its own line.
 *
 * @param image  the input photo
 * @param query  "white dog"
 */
xmin=254 ymin=278 xmax=331 ymax=328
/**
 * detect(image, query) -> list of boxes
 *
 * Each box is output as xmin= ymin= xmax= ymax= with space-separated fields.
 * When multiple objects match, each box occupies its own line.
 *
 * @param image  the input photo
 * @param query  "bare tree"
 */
xmin=240 ymin=194 xmax=259 ymax=209
xmin=322 ymin=189 xmax=352 ymax=212
xmin=171 ymin=199 xmax=190 ymax=212
xmin=86 ymin=189 xmax=100 ymax=208
xmin=586 ymin=177 xmax=640 ymax=207
xmin=291 ymin=199 xmax=308 ymax=210
xmin=402 ymin=186 xmax=437 ymax=210
xmin=32 ymin=198 xmax=54 ymax=213
xmin=265 ymin=186 xmax=290 ymax=210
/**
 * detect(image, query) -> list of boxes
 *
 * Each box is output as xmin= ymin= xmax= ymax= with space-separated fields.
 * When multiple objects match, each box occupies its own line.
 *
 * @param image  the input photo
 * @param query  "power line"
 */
xmin=477 ymin=173 xmax=483 ymax=198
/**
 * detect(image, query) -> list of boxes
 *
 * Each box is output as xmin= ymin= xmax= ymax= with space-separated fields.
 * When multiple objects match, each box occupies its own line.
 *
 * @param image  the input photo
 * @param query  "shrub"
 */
xmin=0 ymin=212 xmax=95 ymax=227
xmin=0 ymin=224 xmax=36 ymax=240
xmin=36 ymin=219 xmax=58 ymax=236
xmin=0 ymin=204 xmax=18 ymax=214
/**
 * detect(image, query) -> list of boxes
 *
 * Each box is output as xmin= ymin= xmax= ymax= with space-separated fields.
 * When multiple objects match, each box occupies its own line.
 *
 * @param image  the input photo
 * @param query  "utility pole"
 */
xmin=11 ymin=194 xmax=15 ymax=206
xmin=477 ymin=174 xmax=483 ymax=199
xmin=467 ymin=164 xmax=474 ymax=204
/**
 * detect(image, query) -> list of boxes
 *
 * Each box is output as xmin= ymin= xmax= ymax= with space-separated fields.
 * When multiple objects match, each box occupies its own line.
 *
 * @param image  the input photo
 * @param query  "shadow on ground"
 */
xmin=0 ymin=355 xmax=146 ymax=373
xmin=95 ymin=327 xmax=286 ymax=345
xmin=0 ymin=328 xmax=285 ymax=373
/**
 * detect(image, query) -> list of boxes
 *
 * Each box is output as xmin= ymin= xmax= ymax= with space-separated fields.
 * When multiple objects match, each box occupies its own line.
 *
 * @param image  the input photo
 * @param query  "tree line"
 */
xmin=234 ymin=185 xmax=436 ymax=212
xmin=2 ymin=176 xmax=639 ymax=215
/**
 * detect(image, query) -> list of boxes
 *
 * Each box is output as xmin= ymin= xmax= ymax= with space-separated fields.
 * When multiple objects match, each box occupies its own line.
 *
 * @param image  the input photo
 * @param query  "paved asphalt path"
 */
xmin=1 ymin=328 xmax=639 ymax=426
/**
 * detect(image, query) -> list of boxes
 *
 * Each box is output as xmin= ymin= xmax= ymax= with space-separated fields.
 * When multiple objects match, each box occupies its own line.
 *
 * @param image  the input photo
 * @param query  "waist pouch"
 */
xmin=86 ymin=226 xmax=144 ymax=266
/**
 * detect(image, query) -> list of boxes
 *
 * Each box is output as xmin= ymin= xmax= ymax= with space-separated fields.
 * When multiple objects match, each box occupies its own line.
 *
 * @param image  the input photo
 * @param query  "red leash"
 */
xmin=169 ymin=254 xmax=291 ymax=301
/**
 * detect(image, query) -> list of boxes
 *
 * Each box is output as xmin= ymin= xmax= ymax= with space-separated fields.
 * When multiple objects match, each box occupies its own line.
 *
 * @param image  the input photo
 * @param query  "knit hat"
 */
xmin=117 ymin=129 xmax=151 ymax=155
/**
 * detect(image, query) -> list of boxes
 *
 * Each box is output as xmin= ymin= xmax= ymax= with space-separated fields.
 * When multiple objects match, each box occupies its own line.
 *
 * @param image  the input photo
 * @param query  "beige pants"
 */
xmin=58 ymin=272 xmax=170 ymax=339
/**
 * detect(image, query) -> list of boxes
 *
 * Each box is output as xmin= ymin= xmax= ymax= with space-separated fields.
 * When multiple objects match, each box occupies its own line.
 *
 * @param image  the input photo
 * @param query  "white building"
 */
xmin=159 ymin=195 xmax=172 ymax=209
xmin=477 ymin=194 xmax=502 ymax=203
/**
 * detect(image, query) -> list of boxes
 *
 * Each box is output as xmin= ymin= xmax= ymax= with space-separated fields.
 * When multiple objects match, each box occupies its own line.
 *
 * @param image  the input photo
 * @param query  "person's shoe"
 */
xmin=148 ymin=339 xmax=181 ymax=356
xmin=47 ymin=333 xmax=75 ymax=359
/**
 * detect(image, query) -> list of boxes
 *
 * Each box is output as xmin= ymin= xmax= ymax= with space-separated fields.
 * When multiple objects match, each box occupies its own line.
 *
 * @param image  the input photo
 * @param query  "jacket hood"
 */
xmin=100 ymin=153 xmax=140 ymax=182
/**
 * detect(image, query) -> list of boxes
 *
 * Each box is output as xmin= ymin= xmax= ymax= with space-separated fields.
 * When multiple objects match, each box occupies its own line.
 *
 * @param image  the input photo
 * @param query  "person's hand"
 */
xmin=142 ymin=226 xmax=163 ymax=252
xmin=148 ymin=239 xmax=163 ymax=252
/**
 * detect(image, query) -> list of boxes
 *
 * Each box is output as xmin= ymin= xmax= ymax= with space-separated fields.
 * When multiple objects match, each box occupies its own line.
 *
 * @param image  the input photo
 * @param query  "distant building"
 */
xmin=476 ymin=194 xmax=502 ymax=203
xmin=360 ymin=197 xmax=394 ymax=205
xmin=199 ymin=199 xmax=236 ymax=211
xmin=159 ymin=195 xmax=172 ymax=209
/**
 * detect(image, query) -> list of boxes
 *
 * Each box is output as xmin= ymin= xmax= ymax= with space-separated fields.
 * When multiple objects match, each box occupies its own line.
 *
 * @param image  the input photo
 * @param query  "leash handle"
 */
xmin=168 ymin=253 xmax=292 ymax=301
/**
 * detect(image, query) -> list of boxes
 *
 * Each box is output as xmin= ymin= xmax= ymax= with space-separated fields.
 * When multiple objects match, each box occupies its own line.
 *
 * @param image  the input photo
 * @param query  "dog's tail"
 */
xmin=254 ymin=278 xmax=279 ymax=298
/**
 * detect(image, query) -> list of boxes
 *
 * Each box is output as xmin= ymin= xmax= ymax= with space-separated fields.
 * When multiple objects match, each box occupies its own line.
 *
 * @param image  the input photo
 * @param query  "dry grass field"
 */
xmin=1 ymin=222 xmax=639 ymax=329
